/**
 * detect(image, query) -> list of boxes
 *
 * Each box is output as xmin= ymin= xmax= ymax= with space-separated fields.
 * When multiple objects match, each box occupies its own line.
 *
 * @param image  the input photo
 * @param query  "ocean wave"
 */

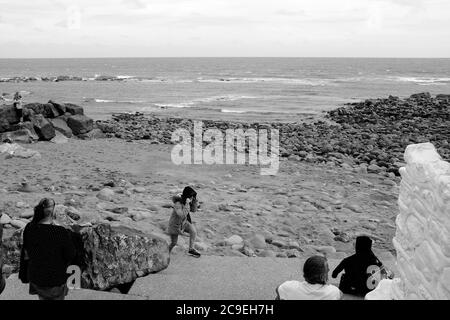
xmin=83 ymin=97 xmax=146 ymax=104
xmin=393 ymin=76 xmax=450 ymax=85
xmin=220 ymin=109 xmax=247 ymax=113
xmin=196 ymin=77 xmax=331 ymax=86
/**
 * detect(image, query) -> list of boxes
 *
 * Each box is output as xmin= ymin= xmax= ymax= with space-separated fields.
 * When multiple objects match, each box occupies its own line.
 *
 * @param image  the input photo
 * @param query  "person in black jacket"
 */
xmin=0 ymin=220 xmax=5 ymax=295
xmin=331 ymin=235 xmax=387 ymax=297
xmin=20 ymin=198 xmax=76 ymax=300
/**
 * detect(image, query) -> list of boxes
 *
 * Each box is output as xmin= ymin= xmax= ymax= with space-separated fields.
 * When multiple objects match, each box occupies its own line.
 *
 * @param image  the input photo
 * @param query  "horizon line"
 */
xmin=1 ymin=56 xmax=450 ymax=59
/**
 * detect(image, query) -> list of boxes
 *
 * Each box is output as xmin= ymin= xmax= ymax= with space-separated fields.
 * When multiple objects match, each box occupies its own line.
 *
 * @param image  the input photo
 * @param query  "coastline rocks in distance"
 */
xmin=95 ymin=92 xmax=450 ymax=177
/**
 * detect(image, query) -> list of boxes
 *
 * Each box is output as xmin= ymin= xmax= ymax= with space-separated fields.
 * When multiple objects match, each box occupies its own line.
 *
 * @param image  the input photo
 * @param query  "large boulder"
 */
xmin=43 ymin=103 xmax=61 ymax=118
xmin=77 ymin=223 xmax=170 ymax=290
xmin=48 ymin=100 xmax=67 ymax=114
xmin=0 ymin=118 xmax=11 ymax=133
xmin=0 ymin=223 xmax=170 ymax=290
xmin=49 ymin=117 xmax=73 ymax=137
xmin=67 ymin=115 xmax=93 ymax=135
xmin=23 ymin=103 xmax=45 ymax=116
xmin=65 ymin=103 xmax=84 ymax=115
xmin=1 ymin=129 xmax=37 ymax=144
xmin=31 ymin=114 xmax=56 ymax=140
xmin=0 ymin=104 xmax=20 ymax=125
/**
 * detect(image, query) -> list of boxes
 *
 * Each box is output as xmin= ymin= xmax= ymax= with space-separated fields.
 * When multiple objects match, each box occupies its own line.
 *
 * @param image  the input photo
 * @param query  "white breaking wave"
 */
xmin=220 ymin=109 xmax=247 ymax=113
xmin=394 ymin=76 xmax=450 ymax=85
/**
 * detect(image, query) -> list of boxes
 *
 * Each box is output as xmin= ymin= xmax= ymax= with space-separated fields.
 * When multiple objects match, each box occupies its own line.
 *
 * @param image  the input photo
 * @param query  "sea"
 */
xmin=1 ymin=57 xmax=450 ymax=120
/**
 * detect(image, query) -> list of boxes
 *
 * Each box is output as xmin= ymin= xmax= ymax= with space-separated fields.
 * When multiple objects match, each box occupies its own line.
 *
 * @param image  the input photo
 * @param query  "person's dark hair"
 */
xmin=355 ymin=236 xmax=375 ymax=257
xmin=303 ymin=255 xmax=329 ymax=285
xmin=31 ymin=198 xmax=55 ymax=224
xmin=181 ymin=186 xmax=197 ymax=205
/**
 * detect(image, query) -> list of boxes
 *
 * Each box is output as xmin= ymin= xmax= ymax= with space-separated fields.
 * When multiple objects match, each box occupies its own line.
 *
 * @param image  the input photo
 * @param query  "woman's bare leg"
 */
xmin=169 ymin=234 xmax=178 ymax=253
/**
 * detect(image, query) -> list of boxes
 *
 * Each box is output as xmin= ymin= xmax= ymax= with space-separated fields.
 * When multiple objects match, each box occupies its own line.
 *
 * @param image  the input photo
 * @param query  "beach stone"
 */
xmin=66 ymin=207 xmax=81 ymax=221
xmin=0 ymin=214 xmax=12 ymax=225
xmin=10 ymin=219 xmax=27 ymax=229
xmin=288 ymin=241 xmax=301 ymax=250
xmin=31 ymin=114 xmax=56 ymax=141
xmin=78 ymin=128 xmax=106 ymax=140
xmin=271 ymin=239 xmax=288 ymax=248
xmin=17 ymin=183 xmax=38 ymax=193
xmin=1 ymin=128 xmax=37 ymax=144
xmin=50 ymin=131 xmax=69 ymax=144
xmin=248 ymin=234 xmax=267 ymax=249
xmin=344 ymin=203 xmax=363 ymax=213
xmin=48 ymin=100 xmax=67 ymax=114
xmin=15 ymin=201 xmax=29 ymax=209
xmin=0 ymin=104 xmax=20 ymax=124
xmin=65 ymin=103 xmax=84 ymax=115
xmin=19 ymin=209 xmax=34 ymax=219
xmin=97 ymin=188 xmax=115 ymax=201
xmin=49 ymin=117 xmax=73 ymax=137
xmin=218 ymin=204 xmax=231 ymax=212
xmin=258 ymin=249 xmax=276 ymax=258
xmin=231 ymin=244 xmax=244 ymax=251
xmin=42 ymin=103 xmax=61 ymax=118
xmin=133 ymin=187 xmax=146 ymax=193
xmin=194 ymin=242 xmax=209 ymax=252
xmin=67 ymin=115 xmax=93 ymax=135
xmin=224 ymin=235 xmax=243 ymax=246
xmin=286 ymin=249 xmax=301 ymax=258
xmin=368 ymin=164 xmax=383 ymax=174
xmin=128 ymin=209 xmax=152 ymax=221
xmin=314 ymin=246 xmax=337 ymax=256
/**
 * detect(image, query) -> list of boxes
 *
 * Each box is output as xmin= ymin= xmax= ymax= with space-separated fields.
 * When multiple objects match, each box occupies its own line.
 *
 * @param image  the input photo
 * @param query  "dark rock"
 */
xmin=48 ymin=100 xmax=67 ymax=114
xmin=1 ymin=128 xmax=37 ymax=144
xmin=67 ymin=115 xmax=93 ymax=135
xmin=31 ymin=114 xmax=56 ymax=140
xmin=49 ymin=117 xmax=73 ymax=138
xmin=65 ymin=103 xmax=84 ymax=115
xmin=0 ymin=104 xmax=20 ymax=125
xmin=43 ymin=103 xmax=61 ymax=118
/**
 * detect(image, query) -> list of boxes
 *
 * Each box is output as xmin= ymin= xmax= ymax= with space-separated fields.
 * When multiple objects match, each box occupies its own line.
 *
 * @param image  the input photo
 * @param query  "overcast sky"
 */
xmin=1 ymin=0 xmax=449 ymax=58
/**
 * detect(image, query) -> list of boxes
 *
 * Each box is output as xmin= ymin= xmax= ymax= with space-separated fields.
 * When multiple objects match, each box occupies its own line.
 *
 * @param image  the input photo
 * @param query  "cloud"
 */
xmin=121 ymin=0 xmax=147 ymax=9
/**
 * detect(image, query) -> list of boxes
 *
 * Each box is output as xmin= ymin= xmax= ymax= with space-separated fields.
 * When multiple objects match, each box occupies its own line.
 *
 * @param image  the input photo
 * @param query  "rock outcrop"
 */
xmin=0 ymin=101 xmax=99 ymax=143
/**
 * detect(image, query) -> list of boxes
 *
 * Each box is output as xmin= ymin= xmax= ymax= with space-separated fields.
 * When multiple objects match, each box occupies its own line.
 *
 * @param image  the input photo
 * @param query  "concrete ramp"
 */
xmin=129 ymin=252 xmax=397 ymax=300
xmin=1 ymin=252 xmax=396 ymax=300
xmin=0 ymin=274 xmax=147 ymax=300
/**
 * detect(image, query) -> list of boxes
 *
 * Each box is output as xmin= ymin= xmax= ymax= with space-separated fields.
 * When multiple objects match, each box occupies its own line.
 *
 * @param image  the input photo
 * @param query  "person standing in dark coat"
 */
xmin=20 ymin=198 xmax=76 ymax=300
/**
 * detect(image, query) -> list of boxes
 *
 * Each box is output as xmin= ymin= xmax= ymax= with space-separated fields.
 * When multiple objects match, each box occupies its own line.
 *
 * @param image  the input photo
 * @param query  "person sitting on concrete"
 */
xmin=168 ymin=186 xmax=201 ymax=258
xmin=332 ymin=235 xmax=387 ymax=297
xmin=276 ymin=255 xmax=342 ymax=300
xmin=20 ymin=198 xmax=76 ymax=300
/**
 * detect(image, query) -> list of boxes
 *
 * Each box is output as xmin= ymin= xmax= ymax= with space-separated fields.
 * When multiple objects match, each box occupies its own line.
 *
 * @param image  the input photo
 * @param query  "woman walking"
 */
xmin=168 ymin=186 xmax=201 ymax=257
xmin=20 ymin=198 xmax=76 ymax=300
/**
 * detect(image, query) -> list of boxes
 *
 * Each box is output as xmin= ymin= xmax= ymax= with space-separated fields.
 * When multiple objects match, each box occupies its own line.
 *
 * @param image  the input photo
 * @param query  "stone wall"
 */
xmin=393 ymin=142 xmax=450 ymax=299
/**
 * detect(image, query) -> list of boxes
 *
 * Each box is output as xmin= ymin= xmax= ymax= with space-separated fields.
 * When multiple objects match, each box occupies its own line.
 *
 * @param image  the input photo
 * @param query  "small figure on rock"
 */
xmin=168 ymin=186 xmax=201 ymax=258
xmin=13 ymin=91 xmax=23 ymax=123
xmin=276 ymin=255 xmax=342 ymax=300
xmin=19 ymin=198 xmax=76 ymax=300
xmin=331 ymin=235 xmax=392 ymax=297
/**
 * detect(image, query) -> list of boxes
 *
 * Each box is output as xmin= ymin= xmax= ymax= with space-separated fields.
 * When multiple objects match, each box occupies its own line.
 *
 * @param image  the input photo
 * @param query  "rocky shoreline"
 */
xmin=95 ymin=92 xmax=450 ymax=176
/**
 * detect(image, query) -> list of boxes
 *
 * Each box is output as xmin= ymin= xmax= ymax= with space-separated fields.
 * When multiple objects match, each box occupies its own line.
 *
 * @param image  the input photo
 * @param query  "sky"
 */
xmin=0 ymin=0 xmax=449 ymax=58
